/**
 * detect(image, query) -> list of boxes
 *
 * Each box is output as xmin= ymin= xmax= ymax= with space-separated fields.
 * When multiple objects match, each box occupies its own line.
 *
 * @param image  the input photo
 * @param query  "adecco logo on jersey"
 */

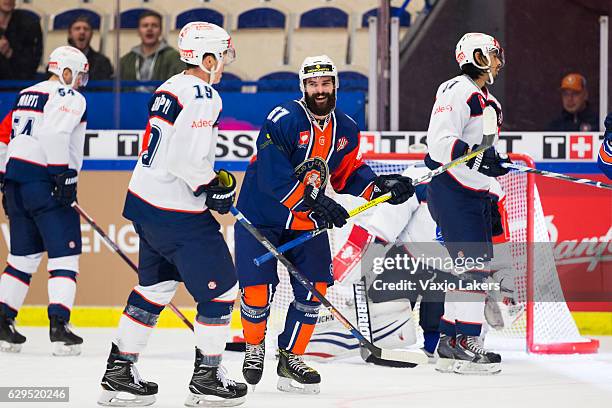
xmin=191 ymin=119 xmax=215 ymax=128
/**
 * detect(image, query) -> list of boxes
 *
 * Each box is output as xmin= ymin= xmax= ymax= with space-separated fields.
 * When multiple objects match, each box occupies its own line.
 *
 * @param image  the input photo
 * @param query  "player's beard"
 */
xmin=304 ymin=90 xmax=336 ymax=117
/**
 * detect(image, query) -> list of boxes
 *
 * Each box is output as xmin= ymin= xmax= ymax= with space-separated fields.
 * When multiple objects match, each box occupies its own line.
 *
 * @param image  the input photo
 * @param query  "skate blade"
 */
xmin=434 ymin=357 xmax=455 ymax=373
xmin=97 ymin=389 xmax=156 ymax=407
xmin=53 ymin=342 xmax=81 ymax=356
xmin=184 ymin=392 xmax=246 ymax=407
xmin=453 ymin=361 xmax=501 ymax=375
xmin=276 ymin=377 xmax=320 ymax=394
xmin=0 ymin=340 xmax=23 ymax=353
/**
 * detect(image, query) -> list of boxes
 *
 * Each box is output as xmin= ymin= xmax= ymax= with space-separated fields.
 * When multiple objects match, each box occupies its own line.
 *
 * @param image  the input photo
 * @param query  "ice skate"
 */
xmin=185 ymin=348 xmax=247 ymax=407
xmin=242 ymin=342 xmax=265 ymax=390
xmin=276 ymin=348 xmax=320 ymax=394
xmin=452 ymin=334 xmax=501 ymax=375
xmin=434 ymin=334 xmax=456 ymax=373
xmin=98 ymin=344 xmax=158 ymax=407
xmin=0 ymin=309 xmax=26 ymax=353
xmin=49 ymin=315 xmax=83 ymax=356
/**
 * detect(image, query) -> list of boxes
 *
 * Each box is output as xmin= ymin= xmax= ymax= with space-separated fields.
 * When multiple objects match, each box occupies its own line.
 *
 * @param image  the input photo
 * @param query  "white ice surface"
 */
xmin=1 ymin=328 xmax=612 ymax=408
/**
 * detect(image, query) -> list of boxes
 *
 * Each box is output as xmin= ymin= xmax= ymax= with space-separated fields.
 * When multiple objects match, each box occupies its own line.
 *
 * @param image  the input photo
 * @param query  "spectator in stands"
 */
xmin=548 ymin=73 xmax=599 ymax=131
xmin=0 ymin=0 xmax=43 ymax=79
xmin=68 ymin=15 xmax=113 ymax=80
xmin=119 ymin=11 xmax=183 ymax=83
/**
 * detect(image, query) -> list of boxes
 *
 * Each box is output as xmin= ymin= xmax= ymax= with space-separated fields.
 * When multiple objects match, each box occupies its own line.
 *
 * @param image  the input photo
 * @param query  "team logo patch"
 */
xmin=294 ymin=157 xmax=329 ymax=189
xmin=208 ymin=281 xmax=217 ymax=290
xmin=336 ymin=136 xmax=348 ymax=151
xmin=68 ymin=241 xmax=76 ymax=249
xmin=299 ymin=131 xmax=310 ymax=146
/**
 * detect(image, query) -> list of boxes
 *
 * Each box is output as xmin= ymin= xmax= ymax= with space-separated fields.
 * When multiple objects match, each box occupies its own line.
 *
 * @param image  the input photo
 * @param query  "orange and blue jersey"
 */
xmin=236 ymin=99 xmax=377 ymax=230
xmin=598 ymin=135 xmax=612 ymax=179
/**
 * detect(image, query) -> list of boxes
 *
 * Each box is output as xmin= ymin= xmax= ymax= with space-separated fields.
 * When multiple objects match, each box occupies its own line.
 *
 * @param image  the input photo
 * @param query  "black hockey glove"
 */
xmin=303 ymin=184 xmax=349 ymax=228
xmin=52 ymin=169 xmax=78 ymax=206
xmin=197 ymin=169 xmax=236 ymax=215
xmin=490 ymin=197 xmax=504 ymax=237
xmin=372 ymin=174 xmax=415 ymax=205
xmin=604 ymin=112 xmax=612 ymax=141
xmin=466 ymin=146 xmax=512 ymax=177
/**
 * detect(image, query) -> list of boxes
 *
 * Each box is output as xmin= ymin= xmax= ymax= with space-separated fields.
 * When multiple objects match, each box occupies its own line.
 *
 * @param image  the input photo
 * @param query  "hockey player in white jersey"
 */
xmin=318 ymin=163 xmax=517 ymax=362
xmin=0 ymin=46 xmax=88 ymax=356
xmin=424 ymin=32 xmax=510 ymax=374
xmin=98 ymin=22 xmax=247 ymax=407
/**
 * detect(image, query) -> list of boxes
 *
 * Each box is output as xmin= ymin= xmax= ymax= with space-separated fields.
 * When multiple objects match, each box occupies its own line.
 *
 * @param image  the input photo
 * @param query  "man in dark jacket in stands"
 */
xmin=68 ymin=15 xmax=113 ymax=80
xmin=548 ymin=73 xmax=599 ymax=131
xmin=119 ymin=11 xmax=183 ymax=83
xmin=0 ymin=0 xmax=42 ymax=79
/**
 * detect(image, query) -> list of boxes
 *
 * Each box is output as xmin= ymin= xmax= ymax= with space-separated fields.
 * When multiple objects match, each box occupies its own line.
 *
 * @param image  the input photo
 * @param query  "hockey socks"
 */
xmin=194 ymin=300 xmax=234 ymax=367
xmin=47 ymin=270 xmax=77 ymax=321
xmin=0 ymin=265 xmax=32 ymax=319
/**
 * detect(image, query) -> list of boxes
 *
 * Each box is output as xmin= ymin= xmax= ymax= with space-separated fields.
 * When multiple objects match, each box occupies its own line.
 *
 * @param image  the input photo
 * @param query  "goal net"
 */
xmin=268 ymin=153 xmax=598 ymax=355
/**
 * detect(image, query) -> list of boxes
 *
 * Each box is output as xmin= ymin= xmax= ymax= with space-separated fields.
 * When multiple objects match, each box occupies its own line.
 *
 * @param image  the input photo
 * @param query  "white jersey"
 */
xmin=126 ymin=72 xmax=221 ymax=216
xmin=359 ymin=165 xmax=437 ymax=244
xmin=1 ymin=80 xmax=86 ymax=179
xmin=358 ymin=165 xmax=507 ymax=272
xmin=426 ymin=74 xmax=502 ymax=191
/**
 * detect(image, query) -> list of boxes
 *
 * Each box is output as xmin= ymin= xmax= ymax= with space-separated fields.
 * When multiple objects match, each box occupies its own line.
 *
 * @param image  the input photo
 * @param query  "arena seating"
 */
xmin=15 ymin=0 xmax=430 ymax=86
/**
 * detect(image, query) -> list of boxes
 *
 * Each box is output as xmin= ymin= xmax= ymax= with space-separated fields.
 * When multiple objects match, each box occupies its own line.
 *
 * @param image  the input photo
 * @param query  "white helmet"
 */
xmin=299 ymin=55 xmax=339 ymax=93
xmin=178 ymin=21 xmax=235 ymax=85
xmin=455 ymin=32 xmax=504 ymax=84
xmin=48 ymin=46 xmax=89 ymax=88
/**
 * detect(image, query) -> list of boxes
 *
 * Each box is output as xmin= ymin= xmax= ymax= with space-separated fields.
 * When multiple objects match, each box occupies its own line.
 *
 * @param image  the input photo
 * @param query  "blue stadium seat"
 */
xmin=175 ymin=8 xmax=224 ymax=29
xmin=222 ymin=72 xmax=242 ymax=81
xmin=120 ymin=8 xmax=154 ymax=29
xmin=215 ymin=71 xmax=242 ymax=92
xmin=300 ymin=7 xmax=348 ymax=28
xmin=238 ymin=8 xmax=285 ymax=29
xmin=362 ymin=7 xmax=411 ymax=27
xmin=257 ymin=71 xmax=299 ymax=92
xmin=339 ymin=71 xmax=368 ymax=91
xmin=53 ymin=8 xmax=101 ymax=30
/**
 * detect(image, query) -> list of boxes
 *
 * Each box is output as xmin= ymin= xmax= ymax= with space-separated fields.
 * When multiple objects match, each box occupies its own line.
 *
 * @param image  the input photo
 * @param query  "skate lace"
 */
xmin=130 ymin=365 xmax=143 ymax=386
xmin=287 ymin=354 xmax=313 ymax=375
xmin=216 ymin=365 xmax=236 ymax=389
xmin=244 ymin=343 xmax=264 ymax=369
xmin=465 ymin=336 xmax=486 ymax=355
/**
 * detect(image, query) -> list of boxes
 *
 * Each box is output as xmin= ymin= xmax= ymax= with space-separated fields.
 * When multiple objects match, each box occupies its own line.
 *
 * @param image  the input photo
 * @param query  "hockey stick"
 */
xmin=231 ymin=206 xmax=429 ymax=365
xmin=501 ymin=162 xmax=612 ymax=190
xmin=71 ymin=202 xmax=195 ymax=331
xmin=254 ymin=106 xmax=499 ymax=266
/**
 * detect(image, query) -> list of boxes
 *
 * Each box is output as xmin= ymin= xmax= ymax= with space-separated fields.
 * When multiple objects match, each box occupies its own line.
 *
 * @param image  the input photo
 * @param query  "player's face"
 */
xmin=488 ymin=51 xmax=503 ymax=79
xmin=138 ymin=16 xmax=162 ymax=47
xmin=304 ymin=76 xmax=336 ymax=117
xmin=561 ymin=89 xmax=588 ymax=114
xmin=69 ymin=22 xmax=93 ymax=51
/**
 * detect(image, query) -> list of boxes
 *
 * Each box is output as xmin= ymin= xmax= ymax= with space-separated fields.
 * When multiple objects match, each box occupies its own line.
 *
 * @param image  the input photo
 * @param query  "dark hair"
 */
xmin=460 ymin=50 xmax=487 ymax=80
xmin=138 ymin=10 xmax=162 ymax=27
xmin=68 ymin=15 xmax=93 ymax=31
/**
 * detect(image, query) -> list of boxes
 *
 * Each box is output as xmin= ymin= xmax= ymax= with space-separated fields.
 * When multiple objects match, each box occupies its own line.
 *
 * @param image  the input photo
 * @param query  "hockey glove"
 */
xmin=372 ymin=174 xmax=415 ymax=205
xmin=303 ymin=184 xmax=349 ymax=228
xmin=605 ymin=112 xmax=612 ymax=141
xmin=52 ymin=169 xmax=78 ymax=206
xmin=466 ymin=146 xmax=512 ymax=177
xmin=490 ymin=197 xmax=504 ymax=237
xmin=198 ymin=169 xmax=236 ymax=215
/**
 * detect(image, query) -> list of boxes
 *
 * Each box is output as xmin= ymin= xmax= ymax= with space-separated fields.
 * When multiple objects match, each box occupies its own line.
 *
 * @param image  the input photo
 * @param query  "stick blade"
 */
xmin=363 ymin=344 xmax=429 ymax=365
